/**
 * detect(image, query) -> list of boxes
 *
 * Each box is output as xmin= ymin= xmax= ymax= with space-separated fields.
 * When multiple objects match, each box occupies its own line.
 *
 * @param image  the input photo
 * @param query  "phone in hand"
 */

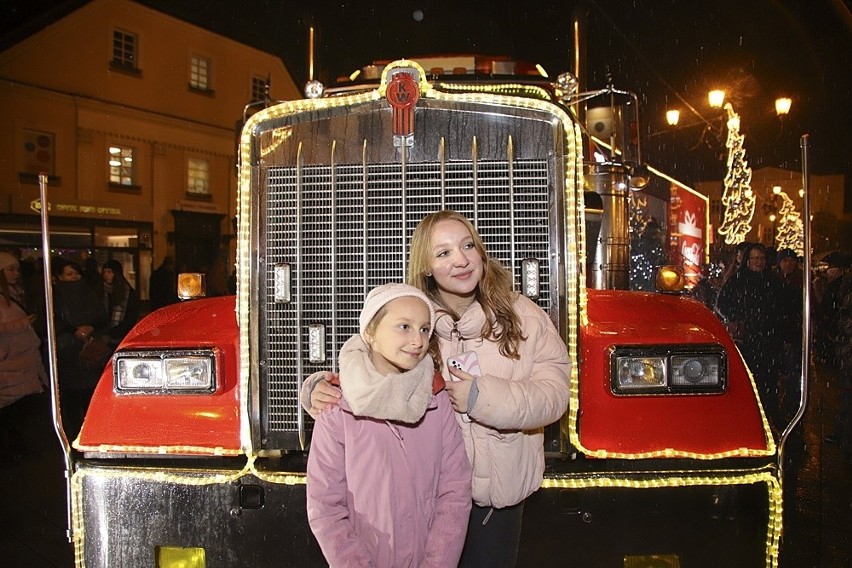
xmin=447 ymin=351 xmax=481 ymax=377
xmin=446 ymin=351 xmax=479 ymax=422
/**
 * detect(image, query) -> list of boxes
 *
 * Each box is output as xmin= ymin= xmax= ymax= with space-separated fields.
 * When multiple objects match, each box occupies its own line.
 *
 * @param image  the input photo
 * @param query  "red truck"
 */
xmin=62 ymin=55 xmax=788 ymax=567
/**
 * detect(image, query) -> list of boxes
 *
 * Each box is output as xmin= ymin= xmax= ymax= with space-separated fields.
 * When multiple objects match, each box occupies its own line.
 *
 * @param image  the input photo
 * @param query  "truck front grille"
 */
xmin=259 ymin=157 xmax=552 ymax=448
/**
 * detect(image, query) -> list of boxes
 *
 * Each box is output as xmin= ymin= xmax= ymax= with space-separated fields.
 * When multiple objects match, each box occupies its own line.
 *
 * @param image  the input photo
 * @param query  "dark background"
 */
xmin=3 ymin=0 xmax=850 ymax=200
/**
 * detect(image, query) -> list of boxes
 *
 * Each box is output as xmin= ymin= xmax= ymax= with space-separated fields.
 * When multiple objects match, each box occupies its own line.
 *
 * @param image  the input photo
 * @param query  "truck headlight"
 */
xmin=610 ymin=345 xmax=725 ymax=395
xmin=114 ymin=349 xmax=217 ymax=394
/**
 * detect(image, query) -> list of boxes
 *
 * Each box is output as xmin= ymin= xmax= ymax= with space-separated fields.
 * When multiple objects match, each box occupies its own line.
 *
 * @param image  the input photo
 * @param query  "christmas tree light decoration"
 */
xmin=774 ymin=190 xmax=804 ymax=254
xmin=716 ymin=103 xmax=755 ymax=245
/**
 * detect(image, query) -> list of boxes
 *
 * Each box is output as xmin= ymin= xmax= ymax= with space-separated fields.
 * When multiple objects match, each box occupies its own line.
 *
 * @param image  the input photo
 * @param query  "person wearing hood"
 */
xmin=306 ymin=283 xmax=471 ymax=568
xmin=98 ymin=259 xmax=139 ymax=349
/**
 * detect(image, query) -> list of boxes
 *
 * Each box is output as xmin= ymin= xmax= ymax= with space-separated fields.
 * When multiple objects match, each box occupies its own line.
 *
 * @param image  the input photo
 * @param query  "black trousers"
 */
xmin=459 ymin=500 xmax=525 ymax=568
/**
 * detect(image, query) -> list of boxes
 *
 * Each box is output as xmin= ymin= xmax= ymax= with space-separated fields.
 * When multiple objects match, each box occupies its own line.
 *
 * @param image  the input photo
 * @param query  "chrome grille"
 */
xmin=259 ymin=159 xmax=552 ymax=447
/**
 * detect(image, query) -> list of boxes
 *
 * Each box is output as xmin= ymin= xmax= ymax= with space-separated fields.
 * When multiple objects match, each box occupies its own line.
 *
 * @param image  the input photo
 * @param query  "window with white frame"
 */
xmin=112 ymin=29 xmax=138 ymax=70
xmin=187 ymin=158 xmax=210 ymax=197
xmin=190 ymin=56 xmax=211 ymax=91
xmin=251 ymin=76 xmax=268 ymax=103
xmin=108 ymin=145 xmax=135 ymax=186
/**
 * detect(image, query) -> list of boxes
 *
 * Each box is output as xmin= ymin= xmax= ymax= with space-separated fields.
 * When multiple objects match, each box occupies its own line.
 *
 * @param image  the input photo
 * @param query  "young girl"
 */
xmin=305 ymin=283 xmax=471 ymax=568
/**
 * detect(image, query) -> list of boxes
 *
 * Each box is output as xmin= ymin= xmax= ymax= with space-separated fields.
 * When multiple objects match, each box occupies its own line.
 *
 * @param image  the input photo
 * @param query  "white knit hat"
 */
xmin=0 ymin=252 xmax=19 ymax=272
xmin=359 ymin=283 xmax=436 ymax=340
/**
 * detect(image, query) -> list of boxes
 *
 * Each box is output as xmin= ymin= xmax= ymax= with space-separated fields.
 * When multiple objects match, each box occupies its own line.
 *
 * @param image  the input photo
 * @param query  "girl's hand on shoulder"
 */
xmin=445 ymin=367 xmax=474 ymax=414
xmin=310 ymin=372 xmax=341 ymax=415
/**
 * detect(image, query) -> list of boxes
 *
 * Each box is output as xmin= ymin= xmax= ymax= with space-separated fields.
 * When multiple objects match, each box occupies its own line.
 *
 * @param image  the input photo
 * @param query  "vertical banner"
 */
xmin=668 ymin=184 xmax=708 ymax=288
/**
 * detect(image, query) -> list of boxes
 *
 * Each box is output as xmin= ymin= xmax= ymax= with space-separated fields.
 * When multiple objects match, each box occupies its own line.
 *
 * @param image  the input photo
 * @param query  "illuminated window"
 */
xmin=251 ymin=76 xmax=268 ymax=103
xmin=187 ymin=158 xmax=210 ymax=196
xmin=108 ymin=146 xmax=135 ymax=186
xmin=112 ymin=30 xmax=137 ymax=70
xmin=190 ymin=56 xmax=211 ymax=91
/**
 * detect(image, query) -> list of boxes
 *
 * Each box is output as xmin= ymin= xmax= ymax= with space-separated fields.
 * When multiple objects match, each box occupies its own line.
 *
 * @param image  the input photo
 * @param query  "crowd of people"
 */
xmin=692 ymin=244 xmax=851 ymax=458
xmin=0 ymin=249 xmax=149 ymax=455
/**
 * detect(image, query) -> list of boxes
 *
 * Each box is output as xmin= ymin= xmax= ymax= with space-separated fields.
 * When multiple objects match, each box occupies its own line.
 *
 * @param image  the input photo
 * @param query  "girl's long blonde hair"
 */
xmin=408 ymin=210 xmax=525 ymax=359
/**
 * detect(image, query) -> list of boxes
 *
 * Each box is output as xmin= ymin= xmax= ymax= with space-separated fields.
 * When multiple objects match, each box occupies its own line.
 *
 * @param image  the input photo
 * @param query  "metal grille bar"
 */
xmin=260 ymin=156 xmax=551 ymax=447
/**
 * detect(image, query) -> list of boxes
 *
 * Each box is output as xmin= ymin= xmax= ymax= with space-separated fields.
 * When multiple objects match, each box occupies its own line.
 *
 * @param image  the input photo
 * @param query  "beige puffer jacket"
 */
xmin=436 ymin=295 xmax=571 ymax=508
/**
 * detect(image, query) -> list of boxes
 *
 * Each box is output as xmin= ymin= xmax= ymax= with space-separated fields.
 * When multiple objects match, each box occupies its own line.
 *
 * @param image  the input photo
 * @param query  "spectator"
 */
xmin=716 ymin=243 xmax=784 ymax=431
xmin=0 ymin=257 xmax=46 ymax=460
xmin=150 ymin=256 xmax=177 ymax=310
xmin=775 ymin=249 xmax=805 ymax=421
xmin=206 ymin=257 xmax=230 ymax=297
xmin=78 ymin=249 xmax=100 ymax=291
xmin=51 ymin=258 xmax=108 ymax=439
xmin=98 ymin=259 xmax=140 ymax=349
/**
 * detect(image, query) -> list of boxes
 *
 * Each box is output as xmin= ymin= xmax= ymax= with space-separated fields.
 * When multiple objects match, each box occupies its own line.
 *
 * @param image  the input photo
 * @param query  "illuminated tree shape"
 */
xmin=774 ymin=190 xmax=804 ymax=255
xmin=717 ymin=103 xmax=755 ymax=245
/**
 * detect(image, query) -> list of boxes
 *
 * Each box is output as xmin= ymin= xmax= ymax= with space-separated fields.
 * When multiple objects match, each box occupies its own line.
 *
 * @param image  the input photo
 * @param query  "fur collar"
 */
xmin=338 ymin=335 xmax=435 ymax=424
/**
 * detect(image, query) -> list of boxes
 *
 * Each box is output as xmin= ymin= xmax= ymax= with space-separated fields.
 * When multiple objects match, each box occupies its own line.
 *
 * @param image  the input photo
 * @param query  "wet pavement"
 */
xmin=1 ymin=362 xmax=849 ymax=567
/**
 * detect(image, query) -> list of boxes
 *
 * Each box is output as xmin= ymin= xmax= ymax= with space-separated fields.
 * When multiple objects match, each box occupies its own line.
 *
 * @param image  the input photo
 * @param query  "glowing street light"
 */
xmin=775 ymin=97 xmax=792 ymax=116
xmin=708 ymin=90 xmax=726 ymax=109
xmin=665 ymin=109 xmax=680 ymax=126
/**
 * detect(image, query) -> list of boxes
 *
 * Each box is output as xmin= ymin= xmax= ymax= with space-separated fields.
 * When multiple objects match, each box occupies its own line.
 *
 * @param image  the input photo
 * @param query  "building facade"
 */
xmin=0 ymin=0 xmax=300 ymax=299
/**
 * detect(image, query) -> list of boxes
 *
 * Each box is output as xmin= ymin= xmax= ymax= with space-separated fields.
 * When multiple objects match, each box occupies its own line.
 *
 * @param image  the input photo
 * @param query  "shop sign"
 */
xmin=30 ymin=199 xmax=122 ymax=216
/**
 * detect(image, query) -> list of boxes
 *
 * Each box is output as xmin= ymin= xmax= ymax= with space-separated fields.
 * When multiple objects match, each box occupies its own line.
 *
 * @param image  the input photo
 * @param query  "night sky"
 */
xmin=3 ymin=0 xmax=850 ymax=199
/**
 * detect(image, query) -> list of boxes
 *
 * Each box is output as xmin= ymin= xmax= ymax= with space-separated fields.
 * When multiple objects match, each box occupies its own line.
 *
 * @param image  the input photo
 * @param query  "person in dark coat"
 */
xmin=149 ymin=256 xmax=178 ymax=310
xmin=97 ymin=259 xmax=140 ymax=349
xmin=774 ymin=248 xmax=805 ymax=420
xmin=716 ymin=243 xmax=784 ymax=431
xmin=51 ymin=258 xmax=108 ymax=439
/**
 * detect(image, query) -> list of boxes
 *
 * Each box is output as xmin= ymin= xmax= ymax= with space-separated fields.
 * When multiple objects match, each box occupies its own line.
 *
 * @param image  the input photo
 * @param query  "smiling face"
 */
xmin=365 ymin=296 xmax=432 ymax=375
xmin=746 ymin=248 xmax=767 ymax=272
xmin=427 ymin=219 xmax=485 ymax=313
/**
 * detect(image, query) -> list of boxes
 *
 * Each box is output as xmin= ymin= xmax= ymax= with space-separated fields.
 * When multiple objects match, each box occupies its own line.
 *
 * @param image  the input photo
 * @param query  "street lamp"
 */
xmin=775 ymin=97 xmax=792 ymax=117
xmin=665 ymin=109 xmax=680 ymax=126
xmin=708 ymin=89 xmax=726 ymax=109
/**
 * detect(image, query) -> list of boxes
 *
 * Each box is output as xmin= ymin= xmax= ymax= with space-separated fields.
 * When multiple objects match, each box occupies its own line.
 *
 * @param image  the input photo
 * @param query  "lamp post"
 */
xmin=662 ymin=90 xmax=794 ymax=247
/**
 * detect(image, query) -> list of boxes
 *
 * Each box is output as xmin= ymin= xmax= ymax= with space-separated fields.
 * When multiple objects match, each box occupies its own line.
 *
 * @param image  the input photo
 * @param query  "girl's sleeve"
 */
xmin=422 ymin=392 xmax=472 ymax=567
xmin=470 ymin=302 xmax=571 ymax=431
xmin=306 ymin=410 xmax=374 ymax=567
xmin=299 ymin=371 xmax=339 ymax=419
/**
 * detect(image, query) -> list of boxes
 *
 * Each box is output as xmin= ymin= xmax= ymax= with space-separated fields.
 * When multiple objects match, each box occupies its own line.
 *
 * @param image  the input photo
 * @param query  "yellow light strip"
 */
xmin=426 ymin=87 xmax=585 ymax=459
xmin=570 ymin=342 xmax=776 ymax=459
xmin=435 ymin=82 xmax=552 ymax=100
xmin=71 ymin=441 xmax=241 ymax=456
xmin=70 ymin=462 xmax=781 ymax=568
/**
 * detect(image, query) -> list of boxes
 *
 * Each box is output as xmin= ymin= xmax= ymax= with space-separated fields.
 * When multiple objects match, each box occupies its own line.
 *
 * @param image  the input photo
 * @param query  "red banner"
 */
xmin=668 ymin=185 xmax=708 ymax=288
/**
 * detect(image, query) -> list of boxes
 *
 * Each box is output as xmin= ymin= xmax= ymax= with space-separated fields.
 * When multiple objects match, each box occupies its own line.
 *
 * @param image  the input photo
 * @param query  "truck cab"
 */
xmin=69 ymin=57 xmax=779 ymax=567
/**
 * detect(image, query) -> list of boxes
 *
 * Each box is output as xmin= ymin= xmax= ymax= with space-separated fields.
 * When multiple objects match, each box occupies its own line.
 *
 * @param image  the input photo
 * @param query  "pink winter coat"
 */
xmin=306 ymin=336 xmax=472 ymax=568
xmin=0 ymin=298 xmax=45 ymax=409
xmin=436 ymin=295 xmax=571 ymax=508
